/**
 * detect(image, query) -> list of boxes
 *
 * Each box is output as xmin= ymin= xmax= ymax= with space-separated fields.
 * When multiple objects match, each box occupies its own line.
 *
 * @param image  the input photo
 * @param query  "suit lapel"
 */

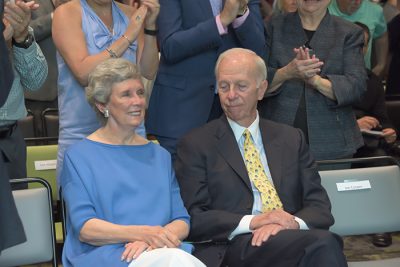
xmin=260 ymin=120 xmax=283 ymax=193
xmin=215 ymin=117 xmax=252 ymax=191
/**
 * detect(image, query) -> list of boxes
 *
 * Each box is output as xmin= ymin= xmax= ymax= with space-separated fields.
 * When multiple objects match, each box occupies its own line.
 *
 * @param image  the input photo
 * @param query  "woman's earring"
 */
xmin=104 ymin=109 xmax=109 ymax=118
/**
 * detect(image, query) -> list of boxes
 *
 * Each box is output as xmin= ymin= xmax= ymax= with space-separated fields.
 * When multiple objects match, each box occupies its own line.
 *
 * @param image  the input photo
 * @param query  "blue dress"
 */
xmin=61 ymin=139 xmax=192 ymax=267
xmin=56 ymin=0 xmax=145 ymax=185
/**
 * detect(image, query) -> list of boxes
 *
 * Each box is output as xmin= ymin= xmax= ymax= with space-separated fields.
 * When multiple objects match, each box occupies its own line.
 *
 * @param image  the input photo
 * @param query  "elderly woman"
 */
xmin=52 ymin=0 xmax=159 ymax=185
xmin=60 ymin=58 xmax=205 ymax=267
xmin=259 ymin=0 xmax=367 ymax=161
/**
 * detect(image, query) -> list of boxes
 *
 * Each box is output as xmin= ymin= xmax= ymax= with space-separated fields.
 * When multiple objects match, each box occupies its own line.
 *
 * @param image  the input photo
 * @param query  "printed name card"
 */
xmin=336 ymin=180 xmax=371 ymax=192
xmin=34 ymin=160 xmax=57 ymax=171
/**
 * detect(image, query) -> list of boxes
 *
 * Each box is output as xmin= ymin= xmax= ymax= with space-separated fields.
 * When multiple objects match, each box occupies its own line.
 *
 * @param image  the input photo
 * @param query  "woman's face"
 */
xmin=105 ymin=78 xmax=146 ymax=131
xmin=297 ymin=0 xmax=330 ymax=15
xmin=282 ymin=0 xmax=298 ymax=13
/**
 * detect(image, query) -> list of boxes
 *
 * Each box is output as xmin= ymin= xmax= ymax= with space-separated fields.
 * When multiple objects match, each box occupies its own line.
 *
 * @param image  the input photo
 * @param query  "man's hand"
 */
xmin=251 ymin=223 xmax=283 ymax=246
xmin=357 ymin=116 xmax=380 ymax=130
xmin=4 ymin=0 xmax=38 ymax=42
xmin=220 ymin=0 xmax=247 ymax=27
xmin=250 ymin=209 xmax=299 ymax=230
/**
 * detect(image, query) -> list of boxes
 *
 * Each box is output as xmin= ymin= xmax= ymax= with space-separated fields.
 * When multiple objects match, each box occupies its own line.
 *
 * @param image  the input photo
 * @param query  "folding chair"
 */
xmin=0 ymin=178 xmax=57 ymax=267
xmin=317 ymin=156 xmax=400 ymax=267
xmin=26 ymin=144 xmax=64 ymax=245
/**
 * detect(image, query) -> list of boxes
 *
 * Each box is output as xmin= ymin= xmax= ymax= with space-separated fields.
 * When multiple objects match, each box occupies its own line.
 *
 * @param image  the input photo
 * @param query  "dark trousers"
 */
xmin=0 ymin=123 xmax=27 ymax=189
xmin=195 ymin=230 xmax=347 ymax=267
xmin=0 ymin=150 xmax=26 ymax=253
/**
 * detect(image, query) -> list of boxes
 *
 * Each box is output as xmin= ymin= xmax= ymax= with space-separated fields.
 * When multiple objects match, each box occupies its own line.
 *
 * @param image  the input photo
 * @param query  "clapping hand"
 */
xmin=4 ymin=0 xmax=38 ymax=42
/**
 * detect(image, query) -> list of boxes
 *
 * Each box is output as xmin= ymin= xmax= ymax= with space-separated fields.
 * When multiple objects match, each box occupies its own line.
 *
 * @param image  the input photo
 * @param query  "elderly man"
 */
xmin=175 ymin=48 xmax=347 ymax=267
xmin=329 ymin=0 xmax=388 ymax=77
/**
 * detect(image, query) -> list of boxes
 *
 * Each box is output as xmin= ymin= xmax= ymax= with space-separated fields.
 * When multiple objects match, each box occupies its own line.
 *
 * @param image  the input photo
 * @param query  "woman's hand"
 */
xmin=121 ymin=241 xmax=150 ymax=263
xmin=4 ymin=0 xmax=38 ymax=42
xmin=125 ymin=5 xmax=147 ymax=42
xmin=287 ymin=46 xmax=324 ymax=80
xmin=141 ymin=0 xmax=160 ymax=29
xmin=137 ymin=225 xmax=181 ymax=249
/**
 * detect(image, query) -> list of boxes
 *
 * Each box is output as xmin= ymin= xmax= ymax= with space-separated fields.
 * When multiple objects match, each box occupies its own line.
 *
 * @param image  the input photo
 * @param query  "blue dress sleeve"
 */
xmin=61 ymin=151 xmax=97 ymax=235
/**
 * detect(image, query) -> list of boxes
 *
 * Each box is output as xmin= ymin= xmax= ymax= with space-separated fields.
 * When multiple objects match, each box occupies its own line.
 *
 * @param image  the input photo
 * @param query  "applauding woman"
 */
xmin=260 ymin=0 xmax=367 ymax=161
xmin=61 ymin=59 xmax=205 ymax=267
xmin=53 ymin=0 xmax=159 ymax=183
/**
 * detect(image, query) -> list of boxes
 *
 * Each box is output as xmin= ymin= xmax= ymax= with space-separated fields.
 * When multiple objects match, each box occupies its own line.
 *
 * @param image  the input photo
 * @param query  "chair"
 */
xmin=41 ymin=108 xmax=59 ymax=139
xmin=0 ymin=178 xmax=57 ymax=267
xmin=317 ymin=156 xmax=400 ymax=267
xmin=26 ymin=144 xmax=64 ymax=245
xmin=18 ymin=109 xmax=36 ymax=139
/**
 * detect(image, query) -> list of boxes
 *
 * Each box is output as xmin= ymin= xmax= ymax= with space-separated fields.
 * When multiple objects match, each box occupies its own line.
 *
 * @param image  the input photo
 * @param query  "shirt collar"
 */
xmin=227 ymin=112 xmax=261 ymax=144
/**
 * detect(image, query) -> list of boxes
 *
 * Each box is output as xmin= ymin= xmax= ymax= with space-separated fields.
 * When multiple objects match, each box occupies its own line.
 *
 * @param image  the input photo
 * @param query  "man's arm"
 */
xmin=158 ymin=0 xmax=265 ymax=64
xmin=175 ymin=134 xmax=245 ymax=242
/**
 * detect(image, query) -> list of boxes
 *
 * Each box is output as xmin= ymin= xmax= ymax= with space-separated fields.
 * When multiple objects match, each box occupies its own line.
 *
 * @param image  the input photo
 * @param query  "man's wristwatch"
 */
xmin=12 ymin=33 xmax=35 ymax=49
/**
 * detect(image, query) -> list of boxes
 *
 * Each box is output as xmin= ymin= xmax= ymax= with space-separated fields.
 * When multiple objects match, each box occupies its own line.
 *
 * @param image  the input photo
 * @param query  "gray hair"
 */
xmin=215 ymin=48 xmax=267 ymax=85
xmin=86 ymin=58 xmax=142 ymax=125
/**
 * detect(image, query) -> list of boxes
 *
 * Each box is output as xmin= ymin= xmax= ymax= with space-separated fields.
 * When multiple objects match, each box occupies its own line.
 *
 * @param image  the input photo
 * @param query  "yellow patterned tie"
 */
xmin=243 ymin=129 xmax=283 ymax=212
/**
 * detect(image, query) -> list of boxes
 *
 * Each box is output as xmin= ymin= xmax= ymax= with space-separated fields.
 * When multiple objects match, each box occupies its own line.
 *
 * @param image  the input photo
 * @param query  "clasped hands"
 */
xmin=285 ymin=46 xmax=324 ymax=85
xmin=249 ymin=209 xmax=299 ymax=247
xmin=121 ymin=225 xmax=181 ymax=263
xmin=3 ymin=0 xmax=38 ymax=43
xmin=220 ymin=0 xmax=248 ymax=27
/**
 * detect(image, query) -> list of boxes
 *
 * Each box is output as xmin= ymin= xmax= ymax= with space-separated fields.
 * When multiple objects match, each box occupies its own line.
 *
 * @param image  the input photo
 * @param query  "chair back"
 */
xmin=0 ymin=178 xmax=57 ymax=267
xmin=26 ymin=145 xmax=58 ymax=201
xmin=318 ymin=156 xmax=400 ymax=236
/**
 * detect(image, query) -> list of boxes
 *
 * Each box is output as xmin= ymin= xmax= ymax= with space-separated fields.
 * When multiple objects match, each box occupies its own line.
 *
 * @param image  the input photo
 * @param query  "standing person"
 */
xmin=61 ymin=58 xmax=205 ymax=267
xmin=52 ymin=0 xmax=159 ymax=185
xmin=146 ymin=0 xmax=266 ymax=156
xmin=175 ymin=48 xmax=347 ymax=267
xmin=328 ymin=0 xmax=388 ymax=77
xmin=1 ymin=0 xmax=47 ymax=182
xmin=25 ymin=0 xmax=67 ymax=136
xmin=259 ymin=0 xmax=366 ymax=161
xmin=1 ymin=0 xmax=47 ymax=253
xmin=0 ymin=0 xmax=24 ymax=254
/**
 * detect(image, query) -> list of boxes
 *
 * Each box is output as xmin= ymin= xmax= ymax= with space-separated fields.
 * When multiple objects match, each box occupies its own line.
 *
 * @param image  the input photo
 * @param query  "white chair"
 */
xmin=317 ymin=156 xmax=400 ymax=267
xmin=0 ymin=178 xmax=57 ymax=267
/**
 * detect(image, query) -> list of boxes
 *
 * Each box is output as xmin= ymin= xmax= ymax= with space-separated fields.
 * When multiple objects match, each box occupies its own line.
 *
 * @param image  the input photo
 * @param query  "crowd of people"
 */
xmin=1 ymin=0 xmax=400 ymax=266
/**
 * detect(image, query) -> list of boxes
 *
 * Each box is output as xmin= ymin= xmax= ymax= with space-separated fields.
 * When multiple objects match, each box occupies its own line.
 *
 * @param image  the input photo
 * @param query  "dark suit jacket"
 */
xmin=259 ymin=12 xmax=366 ymax=160
xmin=146 ymin=0 xmax=266 ymax=139
xmin=0 ymin=0 xmax=13 ymax=107
xmin=175 ymin=116 xmax=333 ymax=266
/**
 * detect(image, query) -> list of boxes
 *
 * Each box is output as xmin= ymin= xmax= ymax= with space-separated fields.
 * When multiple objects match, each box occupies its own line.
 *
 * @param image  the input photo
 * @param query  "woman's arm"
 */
xmin=135 ymin=0 xmax=159 ymax=80
xmin=52 ymin=1 xmax=146 ymax=86
xmin=80 ymin=218 xmax=182 ymax=248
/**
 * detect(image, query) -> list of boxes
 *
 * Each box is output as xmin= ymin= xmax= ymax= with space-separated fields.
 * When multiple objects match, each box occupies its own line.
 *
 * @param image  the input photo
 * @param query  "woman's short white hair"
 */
xmin=86 ymin=58 xmax=142 ymax=125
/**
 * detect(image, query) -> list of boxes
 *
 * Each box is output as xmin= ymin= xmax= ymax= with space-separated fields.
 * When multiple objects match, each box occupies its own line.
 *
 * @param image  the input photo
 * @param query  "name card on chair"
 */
xmin=34 ymin=160 xmax=57 ymax=170
xmin=336 ymin=180 xmax=371 ymax=192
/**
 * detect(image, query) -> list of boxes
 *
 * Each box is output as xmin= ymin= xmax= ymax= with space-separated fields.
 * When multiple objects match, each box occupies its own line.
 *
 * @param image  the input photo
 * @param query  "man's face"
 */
xmin=337 ymin=0 xmax=363 ymax=15
xmin=217 ymin=54 xmax=267 ymax=128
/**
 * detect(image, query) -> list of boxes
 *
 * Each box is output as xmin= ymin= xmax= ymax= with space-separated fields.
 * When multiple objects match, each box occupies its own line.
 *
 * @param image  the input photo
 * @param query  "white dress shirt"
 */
xmin=227 ymin=113 xmax=308 ymax=239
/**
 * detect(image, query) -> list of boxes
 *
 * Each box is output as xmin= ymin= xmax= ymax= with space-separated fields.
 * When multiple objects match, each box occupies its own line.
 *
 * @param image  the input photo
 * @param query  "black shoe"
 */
xmin=372 ymin=233 xmax=392 ymax=247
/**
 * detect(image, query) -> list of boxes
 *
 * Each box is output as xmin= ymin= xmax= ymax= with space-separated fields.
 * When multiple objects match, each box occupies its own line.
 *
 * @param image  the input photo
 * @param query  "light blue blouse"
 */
xmin=56 ymin=0 xmax=145 ymax=185
xmin=61 ymin=139 xmax=192 ymax=267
